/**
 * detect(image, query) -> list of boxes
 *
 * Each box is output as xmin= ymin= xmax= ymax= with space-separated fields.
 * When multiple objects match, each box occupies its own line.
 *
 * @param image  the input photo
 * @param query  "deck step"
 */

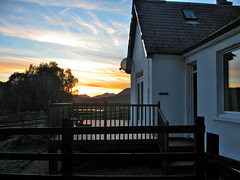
xmin=169 ymin=138 xmax=194 ymax=152
xmin=166 ymin=138 xmax=195 ymax=174
xmin=167 ymin=161 xmax=194 ymax=174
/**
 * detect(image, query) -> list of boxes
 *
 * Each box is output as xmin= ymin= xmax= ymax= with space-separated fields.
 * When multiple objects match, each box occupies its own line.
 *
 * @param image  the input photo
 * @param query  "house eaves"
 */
xmin=126 ymin=3 xmax=147 ymax=74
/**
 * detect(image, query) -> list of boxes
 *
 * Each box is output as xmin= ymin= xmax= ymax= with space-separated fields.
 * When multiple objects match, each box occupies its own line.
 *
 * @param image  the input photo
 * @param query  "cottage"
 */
xmin=121 ymin=0 xmax=240 ymax=160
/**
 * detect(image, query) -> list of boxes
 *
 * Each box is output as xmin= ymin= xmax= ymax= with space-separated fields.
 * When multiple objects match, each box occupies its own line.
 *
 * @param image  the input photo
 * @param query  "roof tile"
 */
xmin=134 ymin=0 xmax=240 ymax=54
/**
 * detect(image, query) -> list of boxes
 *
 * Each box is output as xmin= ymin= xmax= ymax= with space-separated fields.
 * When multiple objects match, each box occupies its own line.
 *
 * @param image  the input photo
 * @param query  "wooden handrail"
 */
xmin=48 ymin=102 xmax=159 ymax=128
xmin=0 ymin=125 xmax=205 ymax=135
xmin=50 ymin=103 xmax=158 ymax=107
xmin=207 ymin=153 xmax=240 ymax=171
xmin=157 ymin=108 xmax=168 ymax=126
xmin=0 ymin=152 xmax=201 ymax=161
xmin=157 ymin=101 xmax=169 ymax=126
xmin=0 ymin=174 xmax=197 ymax=180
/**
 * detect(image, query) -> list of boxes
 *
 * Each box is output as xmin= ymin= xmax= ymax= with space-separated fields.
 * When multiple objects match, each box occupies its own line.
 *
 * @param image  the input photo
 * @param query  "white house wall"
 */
xmin=129 ymin=11 xmax=240 ymax=160
xmin=152 ymin=54 xmax=185 ymax=126
xmin=184 ymin=29 xmax=240 ymax=161
xmin=130 ymin=20 xmax=151 ymax=105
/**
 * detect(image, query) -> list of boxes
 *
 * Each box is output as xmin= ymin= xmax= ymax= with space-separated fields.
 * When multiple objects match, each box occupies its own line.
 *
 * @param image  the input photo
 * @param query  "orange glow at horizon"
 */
xmin=73 ymin=85 xmax=126 ymax=97
xmin=0 ymin=56 xmax=130 ymax=97
xmin=67 ymin=60 xmax=130 ymax=97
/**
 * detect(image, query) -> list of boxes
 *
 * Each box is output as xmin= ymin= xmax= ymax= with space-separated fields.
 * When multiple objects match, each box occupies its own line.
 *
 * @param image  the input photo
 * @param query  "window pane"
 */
xmin=182 ymin=10 xmax=197 ymax=20
xmin=223 ymin=49 xmax=240 ymax=111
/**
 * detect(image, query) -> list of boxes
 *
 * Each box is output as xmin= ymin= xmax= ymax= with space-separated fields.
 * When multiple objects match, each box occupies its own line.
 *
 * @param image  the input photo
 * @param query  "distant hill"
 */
xmin=93 ymin=93 xmax=116 ymax=99
xmin=73 ymin=88 xmax=130 ymax=104
xmin=118 ymin=88 xmax=130 ymax=96
xmin=73 ymin=94 xmax=91 ymax=103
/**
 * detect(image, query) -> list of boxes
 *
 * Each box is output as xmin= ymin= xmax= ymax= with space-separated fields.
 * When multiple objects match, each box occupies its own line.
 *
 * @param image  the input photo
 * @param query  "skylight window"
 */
xmin=182 ymin=10 xmax=197 ymax=20
xmin=182 ymin=9 xmax=199 ymax=25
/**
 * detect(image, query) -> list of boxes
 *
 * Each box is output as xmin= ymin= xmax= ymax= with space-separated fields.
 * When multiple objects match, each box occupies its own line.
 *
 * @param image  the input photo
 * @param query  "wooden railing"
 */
xmin=48 ymin=102 xmax=159 ymax=128
xmin=206 ymin=133 xmax=240 ymax=179
xmin=48 ymin=102 xmax=160 ymax=141
xmin=0 ymin=117 xmax=205 ymax=179
xmin=157 ymin=101 xmax=169 ymax=153
xmin=48 ymin=101 xmax=170 ymax=155
xmin=1 ymin=117 xmax=239 ymax=179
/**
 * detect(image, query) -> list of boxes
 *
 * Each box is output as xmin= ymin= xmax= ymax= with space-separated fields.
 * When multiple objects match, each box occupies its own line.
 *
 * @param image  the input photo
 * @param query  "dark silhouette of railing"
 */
xmin=48 ymin=102 xmax=163 ymax=143
xmin=1 ymin=109 xmax=239 ymax=179
xmin=48 ymin=101 xmax=160 ymax=128
xmin=0 ymin=116 xmax=205 ymax=179
xmin=206 ymin=132 xmax=240 ymax=179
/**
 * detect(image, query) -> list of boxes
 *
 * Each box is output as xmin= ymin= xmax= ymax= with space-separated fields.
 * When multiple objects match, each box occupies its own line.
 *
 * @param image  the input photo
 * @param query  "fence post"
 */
xmin=194 ymin=116 xmax=205 ymax=180
xmin=206 ymin=133 xmax=219 ymax=180
xmin=49 ymin=145 xmax=58 ymax=175
xmin=47 ymin=100 xmax=58 ymax=175
xmin=62 ymin=118 xmax=73 ymax=176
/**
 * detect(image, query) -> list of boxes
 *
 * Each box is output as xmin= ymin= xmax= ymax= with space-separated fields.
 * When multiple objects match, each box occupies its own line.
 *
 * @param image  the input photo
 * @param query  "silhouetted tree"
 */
xmin=0 ymin=61 xmax=78 ymax=114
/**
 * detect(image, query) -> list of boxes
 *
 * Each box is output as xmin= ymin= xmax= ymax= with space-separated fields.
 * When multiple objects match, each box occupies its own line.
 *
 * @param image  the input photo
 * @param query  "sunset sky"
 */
xmin=1 ymin=0 xmax=240 ymax=96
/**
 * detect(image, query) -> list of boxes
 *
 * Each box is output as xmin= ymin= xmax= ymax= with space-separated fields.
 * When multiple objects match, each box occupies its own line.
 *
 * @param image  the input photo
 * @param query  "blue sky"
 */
xmin=0 ymin=0 xmax=239 ymax=96
xmin=168 ymin=0 xmax=240 ymax=4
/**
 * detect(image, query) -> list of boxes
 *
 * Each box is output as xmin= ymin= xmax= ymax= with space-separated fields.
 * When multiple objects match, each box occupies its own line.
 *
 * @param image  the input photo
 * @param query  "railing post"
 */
xmin=104 ymin=101 xmax=107 ymax=152
xmin=194 ymin=116 xmax=205 ymax=180
xmin=62 ymin=118 xmax=73 ymax=176
xmin=157 ymin=101 xmax=160 ymax=126
xmin=157 ymin=101 xmax=161 ymax=146
xmin=104 ymin=101 xmax=107 ymax=127
xmin=206 ymin=133 xmax=219 ymax=179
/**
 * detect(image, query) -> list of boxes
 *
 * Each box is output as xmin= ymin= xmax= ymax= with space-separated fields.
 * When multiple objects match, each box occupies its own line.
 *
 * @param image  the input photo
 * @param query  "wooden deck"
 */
xmin=49 ymin=119 xmax=160 ymax=153
xmin=1 ymin=104 xmax=239 ymax=179
xmin=47 ymin=102 xmax=162 ymax=128
xmin=0 ymin=116 xmax=211 ymax=179
xmin=51 ymin=119 xmax=158 ymax=141
xmin=48 ymin=102 xmax=165 ymax=152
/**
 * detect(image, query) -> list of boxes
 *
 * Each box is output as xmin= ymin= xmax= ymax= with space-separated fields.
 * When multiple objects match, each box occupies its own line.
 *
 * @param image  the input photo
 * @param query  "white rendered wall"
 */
xmin=130 ymin=20 xmax=152 ymax=105
xmin=152 ymin=54 xmax=185 ymax=126
xmin=184 ymin=29 xmax=240 ymax=160
xmin=129 ymin=13 xmax=240 ymax=160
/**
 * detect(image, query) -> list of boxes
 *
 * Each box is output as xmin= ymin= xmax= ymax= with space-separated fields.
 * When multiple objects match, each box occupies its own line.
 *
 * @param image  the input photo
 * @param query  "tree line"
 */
xmin=0 ymin=61 xmax=78 ymax=115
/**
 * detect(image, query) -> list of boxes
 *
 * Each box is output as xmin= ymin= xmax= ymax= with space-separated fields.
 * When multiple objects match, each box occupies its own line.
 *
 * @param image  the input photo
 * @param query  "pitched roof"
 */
xmin=130 ymin=0 xmax=240 ymax=56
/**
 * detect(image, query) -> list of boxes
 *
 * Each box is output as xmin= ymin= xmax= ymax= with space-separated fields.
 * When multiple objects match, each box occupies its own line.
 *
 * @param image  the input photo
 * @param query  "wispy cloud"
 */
xmin=0 ymin=56 xmax=42 ymax=81
xmin=0 ymin=48 xmax=13 ymax=53
xmin=14 ymin=0 xmax=127 ymax=12
xmin=0 ymin=0 xmax=131 ymax=95
xmin=0 ymin=19 xmax=99 ymax=48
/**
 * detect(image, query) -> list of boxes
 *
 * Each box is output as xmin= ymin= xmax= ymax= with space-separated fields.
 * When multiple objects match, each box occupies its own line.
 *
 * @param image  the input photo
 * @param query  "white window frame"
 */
xmin=216 ymin=43 xmax=240 ymax=123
